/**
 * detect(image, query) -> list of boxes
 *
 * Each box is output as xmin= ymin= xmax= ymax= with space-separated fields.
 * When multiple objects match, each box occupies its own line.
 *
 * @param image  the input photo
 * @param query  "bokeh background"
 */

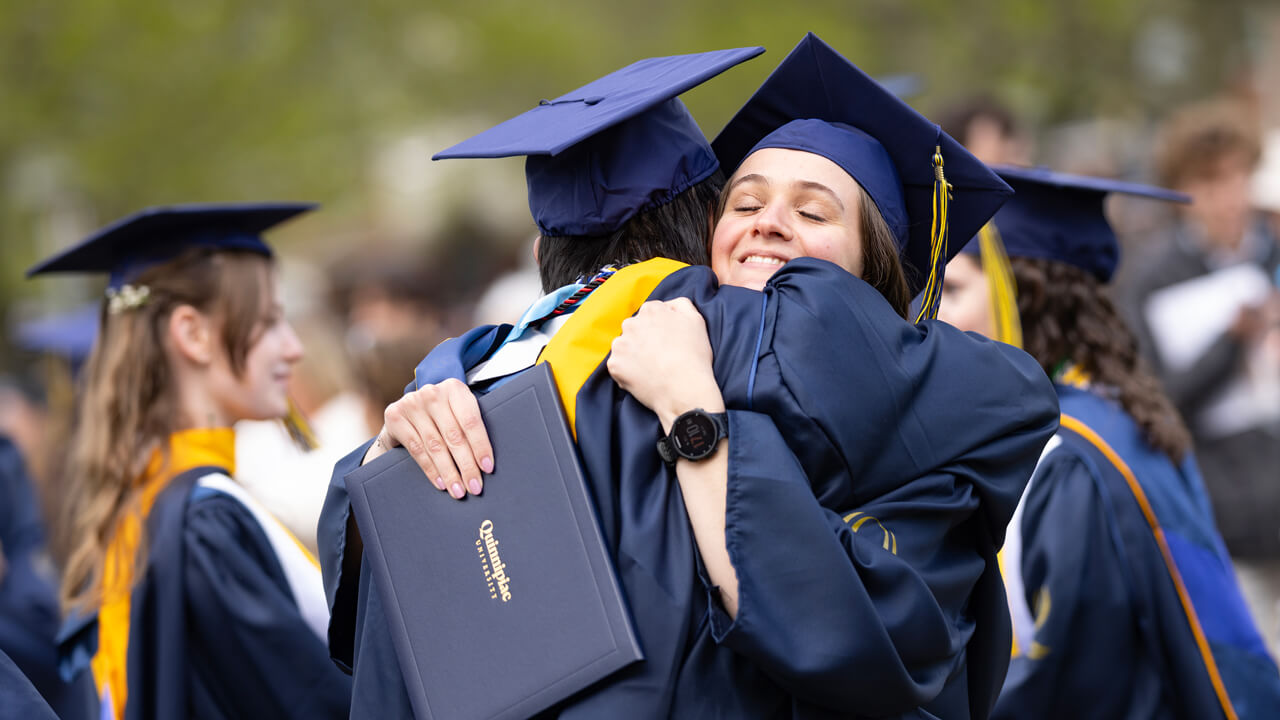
xmin=3 ymin=1 xmax=1280 ymax=461
xmin=4 ymin=1 xmax=1278 ymax=317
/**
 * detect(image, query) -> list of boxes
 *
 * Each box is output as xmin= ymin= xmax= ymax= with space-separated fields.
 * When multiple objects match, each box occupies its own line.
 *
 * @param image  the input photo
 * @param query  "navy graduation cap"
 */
xmin=433 ymin=46 xmax=765 ymax=237
xmin=711 ymin=32 xmax=1012 ymax=321
xmin=969 ymin=166 xmax=1190 ymax=282
xmin=26 ymin=202 xmax=316 ymax=290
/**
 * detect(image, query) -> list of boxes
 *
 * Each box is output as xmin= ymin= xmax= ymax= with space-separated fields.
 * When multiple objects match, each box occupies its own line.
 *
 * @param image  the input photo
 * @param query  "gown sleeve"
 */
xmin=685 ymin=259 xmax=1060 ymax=715
xmin=703 ymin=410 xmax=997 ymax=715
xmin=991 ymin=451 xmax=1150 ymax=720
xmin=0 ymin=647 xmax=58 ymax=720
xmin=184 ymin=493 xmax=352 ymax=719
xmin=317 ymin=437 xmax=376 ymax=670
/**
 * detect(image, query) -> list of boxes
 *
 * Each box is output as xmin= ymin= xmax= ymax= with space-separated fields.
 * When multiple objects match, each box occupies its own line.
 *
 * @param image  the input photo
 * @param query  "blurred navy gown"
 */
xmin=319 ymin=258 xmax=1060 ymax=718
xmin=0 ymin=435 xmax=94 ymax=719
xmin=994 ymin=380 xmax=1280 ymax=719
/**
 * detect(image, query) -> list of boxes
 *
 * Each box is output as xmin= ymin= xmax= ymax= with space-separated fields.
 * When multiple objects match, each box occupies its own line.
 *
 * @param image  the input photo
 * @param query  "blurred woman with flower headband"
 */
xmin=27 ymin=204 xmax=351 ymax=720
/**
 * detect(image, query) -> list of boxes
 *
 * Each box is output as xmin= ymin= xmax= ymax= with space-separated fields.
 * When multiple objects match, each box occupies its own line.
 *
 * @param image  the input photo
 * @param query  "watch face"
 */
xmin=672 ymin=412 xmax=719 ymax=460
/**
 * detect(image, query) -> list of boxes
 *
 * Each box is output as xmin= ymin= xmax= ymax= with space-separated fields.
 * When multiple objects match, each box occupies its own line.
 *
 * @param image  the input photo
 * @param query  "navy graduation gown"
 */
xmin=319 ymin=258 xmax=1059 ymax=718
xmin=60 ymin=466 xmax=351 ymax=720
xmin=184 ymin=487 xmax=352 ymax=718
xmin=0 ymin=647 xmax=59 ymax=720
xmin=993 ymin=383 xmax=1280 ymax=719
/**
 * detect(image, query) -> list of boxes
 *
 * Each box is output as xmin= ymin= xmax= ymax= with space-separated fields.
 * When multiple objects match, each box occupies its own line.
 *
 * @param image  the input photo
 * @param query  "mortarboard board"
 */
xmin=711 ymin=32 xmax=1012 ymax=322
xmin=964 ymin=166 xmax=1190 ymax=282
xmin=26 ymin=202 xmax=316 ymax=290
xmin=432 ymin=46 xmax=765 ymax=237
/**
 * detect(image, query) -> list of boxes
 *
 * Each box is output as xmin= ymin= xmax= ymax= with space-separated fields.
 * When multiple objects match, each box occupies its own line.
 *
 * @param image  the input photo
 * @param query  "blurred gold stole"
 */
xmin=93 ymin=428 xmax=236 ymax=720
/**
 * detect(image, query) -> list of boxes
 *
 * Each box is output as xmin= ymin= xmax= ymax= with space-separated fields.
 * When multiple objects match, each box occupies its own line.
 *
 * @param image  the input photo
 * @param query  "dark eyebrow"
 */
xmin=727 ymin=173 xmax=768 ymax=194
xmin=796 ymin=180 xmax=846 ymax=213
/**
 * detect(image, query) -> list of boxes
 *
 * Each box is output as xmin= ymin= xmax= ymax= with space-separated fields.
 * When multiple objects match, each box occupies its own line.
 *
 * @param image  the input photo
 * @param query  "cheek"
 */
xmin=954 ymin=286 xmax=994 ymax=334
xmin=802 ymin=233 xmax=862 ymax=277
xmin=709 ymin=224 xmax=736 ymax=273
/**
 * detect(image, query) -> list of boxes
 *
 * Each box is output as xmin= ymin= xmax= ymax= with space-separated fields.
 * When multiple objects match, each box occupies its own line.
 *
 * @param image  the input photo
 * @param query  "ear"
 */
xmin=532 ymin=235 xmax=541 ymax=265
xmin=167 ymin=305 xmax=215 ymax=366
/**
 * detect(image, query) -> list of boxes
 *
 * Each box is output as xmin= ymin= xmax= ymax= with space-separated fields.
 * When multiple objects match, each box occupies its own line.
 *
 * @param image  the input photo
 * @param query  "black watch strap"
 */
xmin=656 ymin=409 xmax=729 ymax=467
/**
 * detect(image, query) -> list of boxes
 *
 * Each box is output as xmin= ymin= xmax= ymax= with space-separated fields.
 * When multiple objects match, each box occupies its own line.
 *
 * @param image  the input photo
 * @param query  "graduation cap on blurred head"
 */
xmin=26 ymin=203 xmax=316 ymax=290
xmin=969 ymin=166 xmax=1190 ymax=283
xmin=433 ymin=46 xmax=765 ymax=237
xmin=15 ymin=304 xmax=100 ymax=365
xmin=711 ymin=32 xmax=1012 ymax=322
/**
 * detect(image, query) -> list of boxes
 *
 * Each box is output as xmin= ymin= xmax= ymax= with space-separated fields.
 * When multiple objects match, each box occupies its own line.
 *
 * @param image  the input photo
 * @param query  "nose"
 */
xmin=752 ymin=201 xmax=793 ymax=242
xmin=281 ymin=321 xmax=305 ymax=364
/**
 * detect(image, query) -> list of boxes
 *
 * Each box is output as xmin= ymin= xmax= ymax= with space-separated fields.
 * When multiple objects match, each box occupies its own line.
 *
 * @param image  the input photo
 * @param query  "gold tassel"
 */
xmin=282 ymin=398 xmax=318 ymax=451
xmin=977 ymin=222 xmax=1023 ymax=348
xmin=915 ymin=145 xmax=952 ymax=323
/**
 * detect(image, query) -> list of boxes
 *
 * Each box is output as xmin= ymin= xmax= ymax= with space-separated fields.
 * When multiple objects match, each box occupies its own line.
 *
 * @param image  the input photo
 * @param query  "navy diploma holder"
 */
xmin=344 ymin=363 xmax=643 ymax=720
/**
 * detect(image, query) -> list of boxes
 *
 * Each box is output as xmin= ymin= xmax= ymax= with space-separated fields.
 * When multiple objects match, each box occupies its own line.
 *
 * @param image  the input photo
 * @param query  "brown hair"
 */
xmin=713 ymin=180 xmax=911 ymax=318
xmin=1154 ymin=100 xmax=1261 ymax=189
xmin=537 ymin=170 xmax=725 ymax=292
xmin=60 ymin=248 xmax=273 ymax=611
xmin=1011 ymin=256 xmax=1191 ymax=462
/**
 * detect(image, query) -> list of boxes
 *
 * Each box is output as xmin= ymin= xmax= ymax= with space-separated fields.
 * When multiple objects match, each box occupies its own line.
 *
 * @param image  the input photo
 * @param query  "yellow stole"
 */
xmin=538 ymin=258 xmax=689 ymax=436
xmin=92 ymin=428 xmax=236 ymax=720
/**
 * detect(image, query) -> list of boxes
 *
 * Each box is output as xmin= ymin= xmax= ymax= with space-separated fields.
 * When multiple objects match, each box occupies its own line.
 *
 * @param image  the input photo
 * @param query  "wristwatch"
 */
xmin=656 ymin=408 xmax=729 ymax=467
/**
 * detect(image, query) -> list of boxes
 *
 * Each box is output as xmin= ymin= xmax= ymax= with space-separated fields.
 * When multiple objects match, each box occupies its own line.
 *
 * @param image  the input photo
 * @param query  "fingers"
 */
xmin=432 ymin=379 xmax=487 ymax=498
xmin=382 ymin=379 xmax=494 ymax=501
xmin=448 ymin=381 xmax=494 ymax=477
xmin=382 ymin=400 xmax=445 ymax=491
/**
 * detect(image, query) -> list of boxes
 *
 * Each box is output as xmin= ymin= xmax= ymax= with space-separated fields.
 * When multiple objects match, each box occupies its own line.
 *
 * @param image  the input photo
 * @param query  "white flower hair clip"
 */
xmin=106 ymin=284 xmax=152 ymax=314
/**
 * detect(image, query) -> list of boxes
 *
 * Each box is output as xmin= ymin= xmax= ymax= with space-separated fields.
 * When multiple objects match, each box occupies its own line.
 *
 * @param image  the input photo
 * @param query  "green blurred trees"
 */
xmin=0 ymin=0 xmax=1266 ymax=326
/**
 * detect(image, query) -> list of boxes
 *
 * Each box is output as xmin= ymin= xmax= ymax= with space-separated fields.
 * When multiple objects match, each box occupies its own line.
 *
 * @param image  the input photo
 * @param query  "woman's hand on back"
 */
xmin=607 ymin=298 xmax=725 ymax=430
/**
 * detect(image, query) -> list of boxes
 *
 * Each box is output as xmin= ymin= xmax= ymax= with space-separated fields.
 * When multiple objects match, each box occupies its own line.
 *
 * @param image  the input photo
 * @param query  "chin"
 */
xmin=244 ymin=401 xmax=291 ymax=423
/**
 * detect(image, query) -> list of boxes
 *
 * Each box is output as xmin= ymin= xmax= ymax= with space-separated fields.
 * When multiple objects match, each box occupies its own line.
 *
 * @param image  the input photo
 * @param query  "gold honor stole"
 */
xmin=538 ymin=258 xmax=689 ymax=437
xmin=93 ymin=428 xmax=238 ymax=720
xmin=92 ymin=428 xmax=324 ymax=720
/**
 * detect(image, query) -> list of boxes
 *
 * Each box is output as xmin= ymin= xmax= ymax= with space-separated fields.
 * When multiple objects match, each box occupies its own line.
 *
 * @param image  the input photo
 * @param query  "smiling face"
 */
xmin=206 ymin=270 xmax=304 ymax=423
xmin=711 ymin=148 xmax=866 ymax=290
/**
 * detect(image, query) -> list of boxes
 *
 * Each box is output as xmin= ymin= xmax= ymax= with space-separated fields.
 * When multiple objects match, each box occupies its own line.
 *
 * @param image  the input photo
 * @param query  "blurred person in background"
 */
xmin=1 ymin=433 xmax=93 ymax=718
xmin=31 ymin=204 xmax=351 ymax=720
xmin=939 ymin=166 xmax=1280 ymax=719
xmin=1254 ymin=128 xmax=1280 ymax=256
xmin=329 ymin=254 xmax=450 ymax=354
xmin=471 ymin=236 xmax=543 ymax=326
xmin=1126 ymin=100 xmax=1280 ymax=657
xmin=0 ymin=308 xmax=100 ymax=718
xmin=6 ymin=304 xmax=101 ymax=563
xmin=938 ymin=94 xmax=1033 ymax=167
